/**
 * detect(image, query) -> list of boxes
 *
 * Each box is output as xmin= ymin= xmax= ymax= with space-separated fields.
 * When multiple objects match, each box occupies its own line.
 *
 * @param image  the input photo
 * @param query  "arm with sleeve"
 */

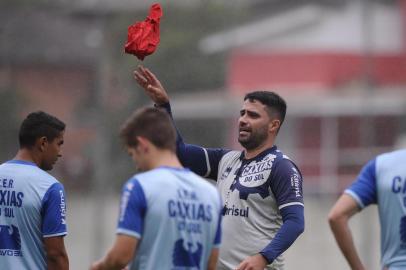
xmin=344 ymin=159 xmax=377 ymax=209
xmin=213 ymin=196 xmax=223 ymax=248
xmin=116 ymin=179 xmax=147 ymax=238
xmin=41 ymin=182 xmax=68 ymax=237
xmin=157 ymin=102 xmax=229 ymax=180
xmin=259 ymin=159 xmax=305 ymax=264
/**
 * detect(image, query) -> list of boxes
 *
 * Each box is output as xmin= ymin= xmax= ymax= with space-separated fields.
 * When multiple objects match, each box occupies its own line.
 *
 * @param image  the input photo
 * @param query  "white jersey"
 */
xmin=345 ymin=150 xmax=406 ymax=269
xmin=0 ymin=160 xmax=67 ymax=269
xmin=215 ymin=148 xmax=303 ymax=270
xmin=117 ymin=166 xmax=222 ymax=270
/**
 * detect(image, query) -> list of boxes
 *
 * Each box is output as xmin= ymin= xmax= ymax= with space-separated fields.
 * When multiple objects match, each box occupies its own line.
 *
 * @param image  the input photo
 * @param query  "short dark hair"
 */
xmin=244 ymin=91 xmax=287 ymax=127
xmin=120 ymin=107 xmax=176 ymax=152
xmin=19 ymin=111 xmax=66 ymax=148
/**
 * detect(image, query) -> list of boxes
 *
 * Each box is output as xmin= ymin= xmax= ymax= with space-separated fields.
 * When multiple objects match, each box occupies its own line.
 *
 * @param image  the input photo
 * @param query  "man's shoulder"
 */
xmin=131 ymin=167 xmax=206 ymax=187
xmin=222 ymin=150 xmax=243 ymax=159
xmin=218 ymin=150 xmax=243 ymax=166
xmin=192 ymin=172 xmax=218 ymax=192
xmin=0 ymin=161 xmax=61 ymax=186
xmin=377 ymin=149 xmax=406 ymax=160
xmin=32 ymin=168 xmax=61 ymax=186
xmin=133 ymin=166 xmax=181 ymax=180
xmin=127 ymin=167 xmax=220 ymax=202
xmin=272 ymin=149 xmax=301 ymax=171
xmin=374 ymin=149 xmax=406 ymax=174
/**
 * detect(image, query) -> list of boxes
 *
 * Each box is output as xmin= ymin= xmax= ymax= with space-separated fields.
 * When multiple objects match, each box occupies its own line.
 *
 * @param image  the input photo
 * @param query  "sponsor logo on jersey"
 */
xmin=222 ymin=205 xmax=249 ymax=217
xmin=0 ymin=225 xmax=22 ymax=257
xmin=126 ymin=182 xmax=134 ymax=191
xmin=59 ymin=190 xmax=66 ymax=224
xmin=290 ymin=169 xmax=302 ymax=198
xmin=119 ymin=189 xmax=131 ymax=222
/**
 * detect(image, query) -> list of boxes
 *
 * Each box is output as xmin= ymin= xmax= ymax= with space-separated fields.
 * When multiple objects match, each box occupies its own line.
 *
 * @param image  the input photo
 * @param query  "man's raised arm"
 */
xmin=133 ymin=66 xmax=228 ymax=180
xmin=134 ymin=66 xmax=169 ymax=106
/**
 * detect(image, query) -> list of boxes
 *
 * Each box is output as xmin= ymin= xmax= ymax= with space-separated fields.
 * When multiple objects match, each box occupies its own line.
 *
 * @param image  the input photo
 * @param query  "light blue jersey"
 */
xmin=117 ymin=166 xmax=222 ymax=270
xmin=345 ymin=149 xmax=406 ymax=270
xmin=0 ymin=160 xmax=67 ymax=269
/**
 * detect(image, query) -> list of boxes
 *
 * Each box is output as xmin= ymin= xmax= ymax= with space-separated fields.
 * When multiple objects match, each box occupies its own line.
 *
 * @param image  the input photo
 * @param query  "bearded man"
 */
xmin=134 ymin=66 xmax=305 ymax=270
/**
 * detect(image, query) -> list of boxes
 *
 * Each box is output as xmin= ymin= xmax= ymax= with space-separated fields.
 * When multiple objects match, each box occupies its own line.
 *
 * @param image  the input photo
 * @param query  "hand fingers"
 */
xmin=134 ymin=70 xmax=147 ymax=82
xmin=138 ymin=65 xmax=150 ymax=80
xmin=137 ymin=65 xmax=145 ymax=74
xmin=235 ymin=262 xmax=243 ymax=270
xmin=137 ymin=66 xmax=164 ymax=91
xmin=236 ymin=260 xmax=250 ymax=270
xmin=134 ymin=71 xmax=149 ymax=87
xmin=143 ymin=67 xmax=158 ymax=83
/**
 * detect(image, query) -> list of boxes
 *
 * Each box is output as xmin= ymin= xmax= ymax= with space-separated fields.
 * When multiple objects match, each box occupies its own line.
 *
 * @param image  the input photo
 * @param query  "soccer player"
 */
xmin=90 ymin=107 xmax=222 ymax=270
xmin=133 ymin=66 xmax=305 ymax=270
xmin=0 ymin=111 xmax=68 ymax=270
xmin=328 ymin=149 xmax=406 ymax=270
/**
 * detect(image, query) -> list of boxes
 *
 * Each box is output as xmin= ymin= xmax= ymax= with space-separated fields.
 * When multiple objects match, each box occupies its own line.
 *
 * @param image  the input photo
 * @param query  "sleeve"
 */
xmin=158 ymin=102 xmax=229 ymax=180
xmin=270 ymin=158 xmax=304 ymax=210
xmin=116 ymin=179 xmax=147 ymax=238
xmin=259 ymin=205 xmax=304 ymax=263
xmin=213 ymin=195 xmax=223 ymax=248
xmin=344 ymin=158 xmax=377 ymax=209
xmin=41 ymin=182 xmax=67 ymax=237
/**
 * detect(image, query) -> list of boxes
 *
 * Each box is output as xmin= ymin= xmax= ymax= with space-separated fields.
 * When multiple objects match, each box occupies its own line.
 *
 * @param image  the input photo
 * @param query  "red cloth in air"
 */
xmin=124 ymin=3 xmax=163 ymax=60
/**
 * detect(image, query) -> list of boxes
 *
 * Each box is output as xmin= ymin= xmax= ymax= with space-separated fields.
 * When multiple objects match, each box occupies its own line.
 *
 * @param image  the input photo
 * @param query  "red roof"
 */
xmin=227 ymin=51 xmax=406 ymax=93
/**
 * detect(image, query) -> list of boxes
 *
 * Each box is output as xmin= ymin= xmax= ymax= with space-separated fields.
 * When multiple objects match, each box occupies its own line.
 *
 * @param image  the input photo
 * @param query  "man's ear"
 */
xmin=37 ymin=136 xmax=48 ymax=152
xmin=135 ymin=136 xmax=150 ymax=153
xmin=269 ymin=119 xmax=281 ymax=134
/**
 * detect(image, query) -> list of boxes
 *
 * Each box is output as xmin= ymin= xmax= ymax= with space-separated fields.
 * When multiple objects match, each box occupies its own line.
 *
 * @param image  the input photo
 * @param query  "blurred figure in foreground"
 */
xmin=0 ymin=111 xmax=69 ymax=270
xmin=329 ymin=149 xmax=406 ymax=270
xmin=90 ymin=107 xmax=222 ymax=270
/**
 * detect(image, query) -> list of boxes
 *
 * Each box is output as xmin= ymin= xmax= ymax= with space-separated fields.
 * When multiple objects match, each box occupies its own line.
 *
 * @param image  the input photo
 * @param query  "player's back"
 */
xmin=376 ymin=149 xmax=406 ymax=268
xmin=0 ymin=160 xmax=66 ymax=269
xmin=124 ymin=166 xmax=222 ymax=270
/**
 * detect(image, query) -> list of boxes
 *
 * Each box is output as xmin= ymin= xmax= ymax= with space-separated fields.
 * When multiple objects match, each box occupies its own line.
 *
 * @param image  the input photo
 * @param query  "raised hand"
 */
xmin=133 ymin=65 xmax=169 ymax=105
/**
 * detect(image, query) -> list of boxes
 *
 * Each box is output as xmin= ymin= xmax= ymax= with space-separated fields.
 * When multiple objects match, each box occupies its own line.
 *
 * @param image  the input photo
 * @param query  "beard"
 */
xmin=135 ymin=164 xmax=146 ymax=172
xmin=40 ymin=162 xmax=53 ymax=171
xmin=238 ymin=125 xmax=268 ymax=150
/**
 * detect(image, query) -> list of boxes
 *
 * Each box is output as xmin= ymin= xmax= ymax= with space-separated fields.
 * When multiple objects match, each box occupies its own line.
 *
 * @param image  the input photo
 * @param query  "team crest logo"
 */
xmin=400 ymin=216 xmax=406 ymax=247
xmin=232 ymin=154 xmax=276 ymax=200
xmin=0 ymin=225 xmax=21 ymax=250
xmin=172 ymin=239 xmax=202 ymax=269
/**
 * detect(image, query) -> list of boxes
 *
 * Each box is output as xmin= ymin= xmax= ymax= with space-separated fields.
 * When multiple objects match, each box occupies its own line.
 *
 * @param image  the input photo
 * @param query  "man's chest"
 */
xmin=217 ymin=154 xmax=277 ymax=201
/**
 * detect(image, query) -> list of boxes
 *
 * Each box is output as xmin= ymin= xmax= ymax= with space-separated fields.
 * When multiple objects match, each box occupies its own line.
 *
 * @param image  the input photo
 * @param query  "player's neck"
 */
xmin=148 ymin=150 xmax=182 ymax=170
xmin=14 ymin=148 xmax=41 ymax=166
xmin=244 ymin=138 xmax=275 ymax=159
